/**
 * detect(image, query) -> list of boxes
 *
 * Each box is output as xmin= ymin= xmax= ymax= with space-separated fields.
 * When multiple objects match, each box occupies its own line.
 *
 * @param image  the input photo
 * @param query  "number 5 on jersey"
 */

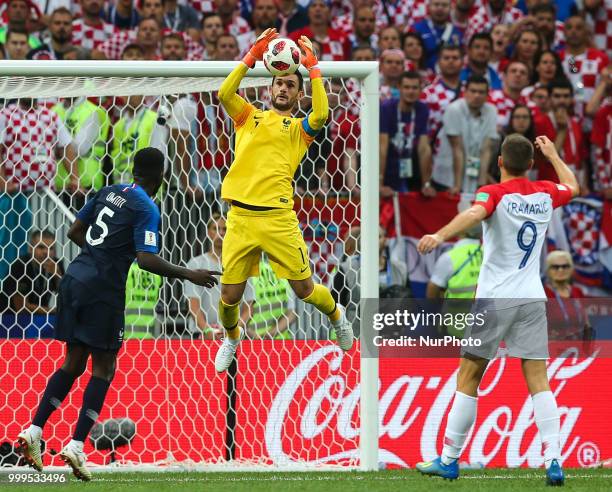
xmin=86 ymin=206 xmax=115 ymax=246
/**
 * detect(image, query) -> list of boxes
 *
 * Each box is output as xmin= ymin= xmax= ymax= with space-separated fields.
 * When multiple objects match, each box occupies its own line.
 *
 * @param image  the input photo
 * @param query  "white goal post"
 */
xmin=0 ymin=60 xmax=379 ymax=471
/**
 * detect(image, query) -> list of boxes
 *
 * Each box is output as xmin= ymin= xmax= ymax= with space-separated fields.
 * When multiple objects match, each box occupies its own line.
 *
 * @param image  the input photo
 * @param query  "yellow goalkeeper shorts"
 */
xmin=221 ymin=205 xmax=312 ymax=284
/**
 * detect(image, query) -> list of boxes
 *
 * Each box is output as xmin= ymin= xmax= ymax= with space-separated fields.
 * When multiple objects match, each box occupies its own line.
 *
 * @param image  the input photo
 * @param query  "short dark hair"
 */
xmin=501 ymin=134 xmax=534 ymax=176
xmin=162 ymin=32 xmax=185 ymax=47
xmin=121 ymin=43 xmax=144 ymax=57
xmin=531 ymin=3 xmax=556 ymax=16
xmin=271 ymin=70 xmax=304 ymax=91
xmin=201 ymin=12 xmax=222 ymax=25
xmin=438 ymin=43 xmax=463 ymax=57
xmin=547 ymin=77 xmax=573 ymax=96
xmin=399 ymin=70 xmax=421 ymax=85
xmin=6 ymin=28 xmax=28 ymax=42
xmin=465 ymin=74 xmax=489 ymax=90
xmin=50 ymin=7 xmax=72 ymax=18
xmin=133 ymin=147 xmax=164 ymax=181
xmin=468 ymin=32 xmax=493 ymax=49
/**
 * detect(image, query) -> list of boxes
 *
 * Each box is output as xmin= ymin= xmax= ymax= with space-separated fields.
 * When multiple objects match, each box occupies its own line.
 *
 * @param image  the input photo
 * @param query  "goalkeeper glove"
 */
xmin=298 ymin=36 xmax=321 ymax=79
xmin=242 ymin=27 xmax=278 ymax=68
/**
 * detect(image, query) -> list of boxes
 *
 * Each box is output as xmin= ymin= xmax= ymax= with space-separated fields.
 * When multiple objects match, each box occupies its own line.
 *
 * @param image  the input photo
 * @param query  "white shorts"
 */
xmin=462 ymin=301 xmax=549 ymax=360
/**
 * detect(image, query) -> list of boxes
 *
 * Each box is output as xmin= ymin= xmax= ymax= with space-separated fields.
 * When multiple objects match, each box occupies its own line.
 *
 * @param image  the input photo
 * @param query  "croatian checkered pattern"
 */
xmin=420 ymin=77 xmax=459 ymax=141
xmin=71 ymin=19 xmax=118 ymax=50
xmin=586 ymin=0 xmax=612 ymax=59
xmin=559 ymin=48 xmax=610 ymax=123
xmin=488 ymin=89 xmax=525 ymax=129
xmin=464 ymin=5 xmax=523 ymax=43
xmin=566 ymin=210 xmax=600 ymax=260
xmin=332 ymin=11 xmax=387 ymax=35
xmin=227 ymin=15 xmax=251 ymax=38
xmin=186 ymin=0 xmax=214 ymax=14
xmin=405 ymin=60 xmax=436 ymax=86
xmin=374 ymin=0 xmax=427 ymax=31
xmin=290 ymin=27 xmax=347 ymax=61
xmin=0 ymin=104 xmax=64 ymax=191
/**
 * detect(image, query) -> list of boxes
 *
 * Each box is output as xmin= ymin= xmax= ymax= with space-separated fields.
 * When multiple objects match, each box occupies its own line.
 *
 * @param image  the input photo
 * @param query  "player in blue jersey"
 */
xmin=15 ymin=148 xmax=220 ymax=481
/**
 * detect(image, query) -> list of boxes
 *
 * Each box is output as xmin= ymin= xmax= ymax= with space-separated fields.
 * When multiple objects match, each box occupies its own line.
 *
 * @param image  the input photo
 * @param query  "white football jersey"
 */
xmin=473 ymin=178 xmax=573 ymax=301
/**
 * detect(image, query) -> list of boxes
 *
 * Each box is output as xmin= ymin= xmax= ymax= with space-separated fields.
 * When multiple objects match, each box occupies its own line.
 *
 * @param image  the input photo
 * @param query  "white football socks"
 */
xmin=532 ymin=390 xmax=561 ymax=469
xmin=441 ymin=392 xmax=478 ymax=465
xmin=27 ymin=424 xmax=42 ymax=440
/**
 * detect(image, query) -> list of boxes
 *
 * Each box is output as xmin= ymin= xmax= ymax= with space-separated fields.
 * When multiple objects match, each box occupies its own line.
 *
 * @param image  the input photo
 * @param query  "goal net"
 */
xmin=0 ymin=61 xmax=379 ymax=471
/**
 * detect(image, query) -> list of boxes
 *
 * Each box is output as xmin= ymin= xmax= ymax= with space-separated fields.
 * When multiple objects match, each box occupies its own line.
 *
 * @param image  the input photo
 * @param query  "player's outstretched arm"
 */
xmin=218 ymin=28 xmax=278 ymax=120
xmin=298 ymin=36 xmax=328 ymax=132
xmin=535 ymin=135 xmax=580 ymax=197
xmin=136 ymin=252 xmax=221 ymax=287
xmin=417 ymin=205 xmax=487 ymax=254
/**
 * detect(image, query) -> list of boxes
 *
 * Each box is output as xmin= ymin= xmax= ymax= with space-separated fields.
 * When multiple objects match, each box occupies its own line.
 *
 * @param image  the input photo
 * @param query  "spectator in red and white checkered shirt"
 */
xmin=559 ymin=15 xmax=610 ymax=127
xmin=464 ymin=0 xmax=523 ymax=44
xmin=374 ymin=0 xmax=427 ymax=33
xmin=0 ymin=99 xmax=79 ymax=280
xmin=237 ymin=0 xmax=278 ymax=58
xmin=420 ymin=44 xmax=462 ymax=156
xmin=290 ymin=0 xmax=347 ymax=61
xmin=200 ymin=12 xmax=224 ymax=59
xmin=583 ymin=0 xmax=612 ymax=61
xmin=488 ymin=60 xmax=530 ymax=130
xmin=71 ymin=0 xmax=118 ymax=51
xmin=216 ymin=0 xmax=251 ymax=38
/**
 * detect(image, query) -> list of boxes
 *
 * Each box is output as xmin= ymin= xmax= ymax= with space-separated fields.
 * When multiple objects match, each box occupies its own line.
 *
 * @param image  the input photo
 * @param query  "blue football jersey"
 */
xmin=65 ymin=183 xmax=160 ymax=307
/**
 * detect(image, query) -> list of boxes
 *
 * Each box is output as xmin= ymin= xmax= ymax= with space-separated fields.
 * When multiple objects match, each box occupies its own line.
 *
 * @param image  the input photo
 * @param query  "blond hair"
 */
xmin=546 ymin=250 xmax=573 ymax=270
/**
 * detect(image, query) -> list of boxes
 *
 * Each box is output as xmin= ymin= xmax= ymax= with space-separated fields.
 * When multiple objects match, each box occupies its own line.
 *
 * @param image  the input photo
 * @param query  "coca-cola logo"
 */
xmin=265 ymin=346 xmax=598 ymax=467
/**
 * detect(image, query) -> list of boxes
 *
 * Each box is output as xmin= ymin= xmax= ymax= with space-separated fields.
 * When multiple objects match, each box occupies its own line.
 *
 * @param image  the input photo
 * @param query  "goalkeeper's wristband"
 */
xmin=308 ymin=65 xmax=322 ymax=79
xmin=242 ymin=52 xmax=256 ymax=69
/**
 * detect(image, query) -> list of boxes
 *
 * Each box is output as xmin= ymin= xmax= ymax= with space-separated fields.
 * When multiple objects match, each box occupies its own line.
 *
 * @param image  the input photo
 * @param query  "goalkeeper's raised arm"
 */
xmin=217 ymin=28 xmax=279 ymax=120
xmin=298 ymin=35 xmax=328 ymax=133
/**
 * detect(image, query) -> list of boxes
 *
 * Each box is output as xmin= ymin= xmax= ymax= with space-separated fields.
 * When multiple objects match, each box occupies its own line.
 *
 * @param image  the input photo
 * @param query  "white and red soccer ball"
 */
xmin=263 ymin=38 xmax=301 ymax=76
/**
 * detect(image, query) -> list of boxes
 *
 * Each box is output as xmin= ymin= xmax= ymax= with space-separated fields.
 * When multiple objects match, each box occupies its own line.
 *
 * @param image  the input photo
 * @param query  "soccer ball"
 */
xmin=263 ymin=38 xmax=301 ymax=76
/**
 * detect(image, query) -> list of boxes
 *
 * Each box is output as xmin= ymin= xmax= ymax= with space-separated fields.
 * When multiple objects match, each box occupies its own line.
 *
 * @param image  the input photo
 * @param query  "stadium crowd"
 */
xmin=0 ymin=0 xmax=611 ymax=339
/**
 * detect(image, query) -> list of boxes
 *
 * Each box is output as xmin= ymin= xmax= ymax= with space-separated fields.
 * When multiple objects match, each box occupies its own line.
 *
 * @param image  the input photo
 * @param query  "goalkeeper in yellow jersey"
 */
xmin=214 ymin=28 xmax=354 ymax=371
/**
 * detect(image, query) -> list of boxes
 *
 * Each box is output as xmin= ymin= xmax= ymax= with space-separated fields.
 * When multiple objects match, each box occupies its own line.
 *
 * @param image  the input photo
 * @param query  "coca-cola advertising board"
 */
xmin=237 ymin=343 xmax=610 ymax=468
xmin=0 ymin=340 xmax=609 ymax=468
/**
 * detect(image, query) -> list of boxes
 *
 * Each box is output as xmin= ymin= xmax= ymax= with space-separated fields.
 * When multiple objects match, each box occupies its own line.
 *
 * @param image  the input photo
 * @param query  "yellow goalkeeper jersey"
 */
xmin=221 ymin=104 xmax=316 ymax=209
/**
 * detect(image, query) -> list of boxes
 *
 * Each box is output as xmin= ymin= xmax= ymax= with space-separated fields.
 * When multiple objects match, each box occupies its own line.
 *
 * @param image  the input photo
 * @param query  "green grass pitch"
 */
xmin=4 ymin=469 xmax=612 ymax=491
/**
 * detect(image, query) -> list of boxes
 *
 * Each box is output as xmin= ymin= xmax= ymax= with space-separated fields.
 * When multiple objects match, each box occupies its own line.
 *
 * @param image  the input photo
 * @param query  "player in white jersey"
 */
xmin=415 ymin=134 xmax=579 ymax=485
